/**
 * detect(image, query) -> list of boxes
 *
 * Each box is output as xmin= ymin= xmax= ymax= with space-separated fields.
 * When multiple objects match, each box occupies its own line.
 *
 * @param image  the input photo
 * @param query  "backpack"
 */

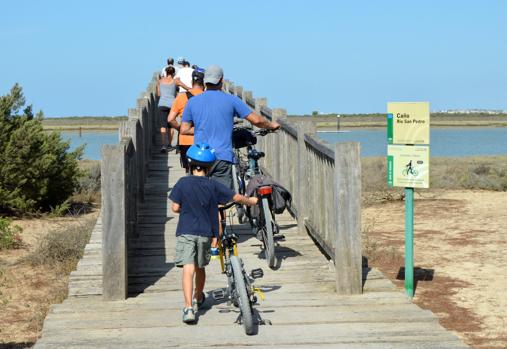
xmin=245 ymin=175 xmax=292 ymax=214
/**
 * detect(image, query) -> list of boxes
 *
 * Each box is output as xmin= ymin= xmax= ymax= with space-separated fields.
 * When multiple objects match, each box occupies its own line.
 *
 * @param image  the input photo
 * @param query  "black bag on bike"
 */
xmin=245 ymin=175 xmax=292 ymax=214
xmin=232 ymin=127 xmax=257 ymax=149
xmin=271 ymin=184 xmax=292 ymax=214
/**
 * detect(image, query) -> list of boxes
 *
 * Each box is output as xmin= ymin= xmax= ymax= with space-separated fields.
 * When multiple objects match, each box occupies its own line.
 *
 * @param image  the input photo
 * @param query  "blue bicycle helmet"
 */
xmin=186 ymin=143 xmax=216 ymax=168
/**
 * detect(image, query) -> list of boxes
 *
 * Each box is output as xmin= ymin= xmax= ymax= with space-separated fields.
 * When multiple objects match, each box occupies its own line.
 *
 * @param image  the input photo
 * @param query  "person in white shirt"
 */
xmin=174 ymin=59 xmax=194 ymax=93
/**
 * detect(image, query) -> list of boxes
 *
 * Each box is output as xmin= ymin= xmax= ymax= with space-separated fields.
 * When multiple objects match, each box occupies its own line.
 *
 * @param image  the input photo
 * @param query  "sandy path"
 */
xmin=363 ymin=190 xmax=507 ymax=349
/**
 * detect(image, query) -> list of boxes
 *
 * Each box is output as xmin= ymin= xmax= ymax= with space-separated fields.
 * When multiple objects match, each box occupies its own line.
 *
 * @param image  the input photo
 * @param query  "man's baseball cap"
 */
xmin=176 ymin=57 xmax=185 ymax=64
xmin=204 ymin=65 xmax=223 ymax=84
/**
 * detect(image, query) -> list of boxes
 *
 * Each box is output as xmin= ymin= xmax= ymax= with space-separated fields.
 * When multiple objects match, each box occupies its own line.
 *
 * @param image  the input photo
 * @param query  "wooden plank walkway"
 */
xmin=34 ymin=151 xmax=469 ymax=348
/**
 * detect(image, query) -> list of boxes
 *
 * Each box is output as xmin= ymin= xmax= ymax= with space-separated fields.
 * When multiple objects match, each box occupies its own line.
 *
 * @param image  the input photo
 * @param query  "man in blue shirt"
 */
xmin=181 ymin=64 xmax=280 ymax=189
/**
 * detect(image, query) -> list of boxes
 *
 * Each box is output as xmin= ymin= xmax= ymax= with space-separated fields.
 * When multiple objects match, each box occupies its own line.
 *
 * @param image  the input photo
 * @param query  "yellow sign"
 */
xmin=387 ymin=145 xmax=429 ymax=188
xmin=387 ymin=102 xmax=430 ymax=145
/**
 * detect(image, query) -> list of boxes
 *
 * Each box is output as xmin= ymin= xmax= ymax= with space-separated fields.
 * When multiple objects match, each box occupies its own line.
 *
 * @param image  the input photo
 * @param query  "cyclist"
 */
xmin=406 ymin=160 xmax=413 ymax=174
xmin=169 ymin=143 xmax=257 ymax=324
xmin=180 ymin=64 xmax=280 ymax=190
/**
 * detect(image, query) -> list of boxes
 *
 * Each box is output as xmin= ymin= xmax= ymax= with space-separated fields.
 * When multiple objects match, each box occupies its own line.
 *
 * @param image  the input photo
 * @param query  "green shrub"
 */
xmin=0 ymin=217 xmax=23 ymax=250
xmin=76 ymin=161 xmax=101 ymax=195
xmin=0 ymin=84 xmax=83 ymax=215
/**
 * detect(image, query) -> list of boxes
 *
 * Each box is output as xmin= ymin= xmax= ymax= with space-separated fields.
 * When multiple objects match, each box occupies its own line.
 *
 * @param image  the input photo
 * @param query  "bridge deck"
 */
xmin=35 ymin=152 xmax=468 ymax=348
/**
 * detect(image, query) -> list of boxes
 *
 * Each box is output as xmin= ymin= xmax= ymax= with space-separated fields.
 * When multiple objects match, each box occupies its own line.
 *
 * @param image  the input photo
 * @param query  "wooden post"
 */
xmin=101 ymin=142 xmax=129 ymax=300
xmin=254 ymin=98 xmax=268 ymax=168
xmin=296 ymin=120 xmax=315 ymax=234
xmin=271 ymin=108 xmax=287 ymax=182
xmin=243 ymin=90 xmax=253 ymax=105
xmin=234 ymin=85 xmax=243 ymax=99
xmin=333 ymin=142 xmax=362 ymax=294
xmin=254 ymin=97 xmax=267 ymax=114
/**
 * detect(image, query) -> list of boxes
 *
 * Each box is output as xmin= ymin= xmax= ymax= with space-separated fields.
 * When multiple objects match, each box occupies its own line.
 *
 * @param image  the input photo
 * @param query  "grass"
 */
xmin=24 ymin=218 xmax=94 ymax=273
xmin=288 ymin=113 xmax=507 ymax=128
xmin=42 ymin=116 xmax=126 ymax=130
xmin=0 ymin=217 xmax=23 ymax=250
xmin=0 ymin=213 xmax=97 ymax=344
xmin=361 ymin=156 xmax=507 ymax=204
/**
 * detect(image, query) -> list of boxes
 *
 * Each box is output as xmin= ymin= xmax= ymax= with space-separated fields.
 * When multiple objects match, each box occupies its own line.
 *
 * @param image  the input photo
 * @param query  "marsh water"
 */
xmin=60 ymin=128 xmax=507 ymax=160
xmin=317 ymin=128 xmax=507 ymax=157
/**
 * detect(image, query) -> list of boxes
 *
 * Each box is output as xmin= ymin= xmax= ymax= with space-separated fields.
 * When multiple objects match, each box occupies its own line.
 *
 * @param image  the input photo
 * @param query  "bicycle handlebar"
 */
xmin=254 ymin=129 xmax=277 ymax=137
xmin=219 ymin=201 xmax=236 ymax=212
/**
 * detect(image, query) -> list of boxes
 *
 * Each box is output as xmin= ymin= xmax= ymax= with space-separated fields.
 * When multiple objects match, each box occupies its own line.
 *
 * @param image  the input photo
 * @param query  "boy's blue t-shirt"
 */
xmin=169 ymin=176 xmax=236 ymax=237
xmin=182 ymin=90 xmax=252 ymax=162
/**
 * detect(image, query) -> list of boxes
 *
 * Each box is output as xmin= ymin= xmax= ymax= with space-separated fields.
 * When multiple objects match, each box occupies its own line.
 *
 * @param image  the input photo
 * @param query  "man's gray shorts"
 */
xmin=175 ymin=234 xmax=212 ymax=268
xmin=208 ymin=160 xmax=233 ymax=190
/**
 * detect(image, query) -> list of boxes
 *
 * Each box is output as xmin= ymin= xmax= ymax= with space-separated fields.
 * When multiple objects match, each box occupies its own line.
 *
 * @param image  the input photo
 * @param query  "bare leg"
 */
xmin=182 ymin=264 xmax=195 ymax=308
xmin=194 ymin=267 xmax=206 ymax=301
xmin=160 ymin=127 xmax=168 ymax=146
xmin=169 ymin=127 xmax=175 ymax=147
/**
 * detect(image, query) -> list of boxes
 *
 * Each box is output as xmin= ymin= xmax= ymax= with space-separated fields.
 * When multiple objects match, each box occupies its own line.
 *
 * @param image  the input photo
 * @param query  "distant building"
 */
xmin=436 ymin=109 xmax=506 ymax=114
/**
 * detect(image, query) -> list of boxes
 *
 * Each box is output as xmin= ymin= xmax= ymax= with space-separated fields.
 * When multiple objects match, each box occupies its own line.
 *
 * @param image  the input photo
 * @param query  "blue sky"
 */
xmin=1 ymin=0 xmax=506 ymax=116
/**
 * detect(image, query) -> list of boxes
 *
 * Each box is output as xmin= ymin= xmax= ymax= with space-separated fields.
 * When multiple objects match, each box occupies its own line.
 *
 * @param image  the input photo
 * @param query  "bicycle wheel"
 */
xmin=230 ymin=255 xmax=254 ymax=335
xmin=261 ymin=197 xmax=276 ymax=268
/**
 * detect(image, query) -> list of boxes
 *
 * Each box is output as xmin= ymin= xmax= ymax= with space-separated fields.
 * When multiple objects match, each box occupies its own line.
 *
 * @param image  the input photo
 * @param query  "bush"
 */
xmin=0 ymin=84 xmax=83 ymax=215
xmin=25 ymin=220 xmax=93 ymax=272
xmin=0 ymin=217 xmax=23 ymax=250
xmin=76 ymin=161 xmax=101 ymax=195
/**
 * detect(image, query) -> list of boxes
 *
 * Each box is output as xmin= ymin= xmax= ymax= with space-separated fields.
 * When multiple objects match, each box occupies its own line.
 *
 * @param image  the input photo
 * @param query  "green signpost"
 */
xmin=387 ymin=102 xmax=430 ymax=298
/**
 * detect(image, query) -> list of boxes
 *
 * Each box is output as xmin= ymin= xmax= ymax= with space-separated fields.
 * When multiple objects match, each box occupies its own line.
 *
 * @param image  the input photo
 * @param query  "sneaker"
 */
xmin=256 ymin=228 xmax=263 ymax=241
xmin=182 ymin=307 xmax=196 ymax=323
xmin=160 ymin=145 xmax=167 ymax=153
xmin=167 ymin=145 xmax=175 ymax=152
xmin=192 ymin=293 xmax=206 ymax=312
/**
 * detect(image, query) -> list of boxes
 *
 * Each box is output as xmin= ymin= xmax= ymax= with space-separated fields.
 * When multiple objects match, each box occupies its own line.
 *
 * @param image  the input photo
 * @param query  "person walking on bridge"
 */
xmin=167 ymin=68 xmax=205 ymax=172
xmin=174 ymin=58 xmax=194 ymax=94
xmin=157 ymin=66 xmax=177 ymax=152
xmin=180 ymin=64 xmax=280 ymax=190
xmin=169 ymin=143 xmax=257 ymax=324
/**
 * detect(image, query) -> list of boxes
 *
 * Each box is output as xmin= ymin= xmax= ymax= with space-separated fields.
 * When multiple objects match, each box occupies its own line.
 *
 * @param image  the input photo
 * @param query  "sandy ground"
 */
xmin=363 ymin=190 xmax=507 ymax=349
xmin=0 ymin=212 xmax=98 ymax=347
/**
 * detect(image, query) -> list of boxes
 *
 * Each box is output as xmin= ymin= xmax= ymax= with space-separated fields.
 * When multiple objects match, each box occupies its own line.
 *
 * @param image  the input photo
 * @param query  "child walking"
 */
xmin=169 ymin=143 xmax=258 ymax=323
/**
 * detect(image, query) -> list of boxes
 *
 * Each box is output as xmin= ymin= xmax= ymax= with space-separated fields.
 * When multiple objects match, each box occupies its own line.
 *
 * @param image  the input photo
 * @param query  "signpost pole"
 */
xmin=404 ymin=187 xmax=414 ymax=298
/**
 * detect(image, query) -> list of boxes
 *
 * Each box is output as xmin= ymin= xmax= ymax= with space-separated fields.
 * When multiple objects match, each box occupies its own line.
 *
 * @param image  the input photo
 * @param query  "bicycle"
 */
xmin=212 ymin=202 xmax=264 ymax=335
xmin=232 ymin=127 xmax=279 ymax=268
xmin=402 ymin=167 xmax=419 ymax=176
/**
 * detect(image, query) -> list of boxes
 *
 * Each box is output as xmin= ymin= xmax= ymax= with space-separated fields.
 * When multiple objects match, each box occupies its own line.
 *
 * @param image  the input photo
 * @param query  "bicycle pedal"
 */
xmin=274 ymin=234 xmax=286 ymax=241
xmin=212 ymin=289 xmax=225 ymax=300
xmin=250 ymin=268 xmax=264 ymax=279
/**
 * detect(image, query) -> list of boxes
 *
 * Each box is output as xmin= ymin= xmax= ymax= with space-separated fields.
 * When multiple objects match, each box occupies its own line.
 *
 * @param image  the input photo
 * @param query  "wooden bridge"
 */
xmin=34 ymin=75 xmax=469 ymax=348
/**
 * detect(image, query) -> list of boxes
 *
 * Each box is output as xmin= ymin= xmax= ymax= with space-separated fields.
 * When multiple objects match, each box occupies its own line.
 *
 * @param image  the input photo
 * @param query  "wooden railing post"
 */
xmin=234 ymin=85 xmax=243 ymax=99
xmin=296 ymin=121 xmax=315 ymax=234
xmin=243 ymin=90 xmax=252 ymax=103
xmin=333 ymin=142 xmax=362 ymax=294
xmin=101 ymin=142 xmax=130 ymax=301
xmin=271 ymin=108 xmax=287 ymax=182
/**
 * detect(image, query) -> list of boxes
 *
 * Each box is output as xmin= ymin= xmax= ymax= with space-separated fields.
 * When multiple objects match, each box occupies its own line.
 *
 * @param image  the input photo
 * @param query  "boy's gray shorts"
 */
xmin=175 ymin=234 xmax=212 ymax=268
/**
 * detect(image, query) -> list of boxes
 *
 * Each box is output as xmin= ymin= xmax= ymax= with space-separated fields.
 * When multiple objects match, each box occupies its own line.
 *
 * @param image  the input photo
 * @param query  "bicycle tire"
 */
xmin=261 ymin=197 xmax=276 ymax=268
xmin=230 ymin=256 xmax=254 ymax=335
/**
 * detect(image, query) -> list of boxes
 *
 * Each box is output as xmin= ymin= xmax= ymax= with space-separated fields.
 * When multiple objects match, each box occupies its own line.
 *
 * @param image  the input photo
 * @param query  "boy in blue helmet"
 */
xmin=169 ymin=143 xmax=258 ymax=324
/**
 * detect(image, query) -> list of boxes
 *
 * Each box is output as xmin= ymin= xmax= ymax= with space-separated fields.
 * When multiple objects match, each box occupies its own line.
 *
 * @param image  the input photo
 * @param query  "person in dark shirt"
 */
xmin=169 ymin=143 xmax=257 ymax=324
